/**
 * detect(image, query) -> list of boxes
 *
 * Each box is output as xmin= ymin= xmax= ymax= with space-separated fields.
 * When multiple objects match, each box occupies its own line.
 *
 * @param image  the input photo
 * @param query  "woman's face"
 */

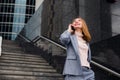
xmin=72 ymin=18 xmax=82 ymax=29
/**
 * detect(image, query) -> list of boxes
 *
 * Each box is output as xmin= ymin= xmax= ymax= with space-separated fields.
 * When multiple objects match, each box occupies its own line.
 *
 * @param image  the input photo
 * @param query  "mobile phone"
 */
xmin=71 ymin=26 xmax=75 ymax=31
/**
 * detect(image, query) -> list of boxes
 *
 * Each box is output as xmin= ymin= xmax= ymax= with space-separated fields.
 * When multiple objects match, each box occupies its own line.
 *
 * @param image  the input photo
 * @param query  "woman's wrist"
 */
xmin=67 ymin=29 xmax=73 ymax=33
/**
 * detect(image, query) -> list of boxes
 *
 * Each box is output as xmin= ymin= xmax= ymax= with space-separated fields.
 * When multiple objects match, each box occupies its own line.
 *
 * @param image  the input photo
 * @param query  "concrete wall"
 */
xmin=111 ymin=0 xmax=120 ymax=36
xmin=24 ymin=4 xmax=43 ymax=40
xmin=41 ymin=0 xmax=113 ymax=43
xmin=35 ymin=0 xmax=44 ymax=11
xmin=79 ymin=0 xmax=112 ymax=42
xmin=23 ymin=0 xmax=120 ymax=43
xmin=52 ymin=0 xmax=77 ymax=41
xmin=79 ymin=0 xmax=101 ymax=42
xmin=41 ymin=0 xmax=78 ymax=41
xmin=41 ymin=0 xmax=52 ymax=38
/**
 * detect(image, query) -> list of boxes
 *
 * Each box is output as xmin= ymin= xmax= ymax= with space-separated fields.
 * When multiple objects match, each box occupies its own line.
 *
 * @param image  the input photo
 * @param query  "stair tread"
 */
xmin=0 ymin=69 xmax=62 ymax=77
xmin=0 ymin=40 xmax=63 ymax=80
xmin=0 ymin=75 xmax=63 ymax=80
xmin=2 ymin=50 xmax=24 ymax=53
xmin=0 ymin=62 xmax=53 ymax=69
xmin=2 ymin=52 xmax=43 ymax=57
xmin=0 ymin=57 xmax=47 ymax=63
xmin=1 ymin=54 xmax=44 ymax=60
xmin=0 ymin=59 xmax=49 ymax=65
xmin=2 ymin=44 xmax=21 ymax=48
xmin=0 ymin=65 xmax=57 ymax=72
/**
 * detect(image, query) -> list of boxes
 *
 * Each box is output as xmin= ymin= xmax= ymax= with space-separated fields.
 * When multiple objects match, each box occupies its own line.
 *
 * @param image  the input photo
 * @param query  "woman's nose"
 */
xmin=75 ymin=21 xmax=79 ymax=24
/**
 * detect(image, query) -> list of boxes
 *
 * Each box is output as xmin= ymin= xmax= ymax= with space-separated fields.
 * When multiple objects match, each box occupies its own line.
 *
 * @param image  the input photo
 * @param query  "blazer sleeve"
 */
xmin=87 ymin=43 xmax=92 ymax=62
xmin=59 ymin=30 xmax=71 ymax=46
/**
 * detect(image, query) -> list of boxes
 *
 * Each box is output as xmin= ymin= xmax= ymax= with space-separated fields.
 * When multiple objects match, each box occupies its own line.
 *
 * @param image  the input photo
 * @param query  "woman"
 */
xmin=60 ymin=17 xmax=95 ymax=80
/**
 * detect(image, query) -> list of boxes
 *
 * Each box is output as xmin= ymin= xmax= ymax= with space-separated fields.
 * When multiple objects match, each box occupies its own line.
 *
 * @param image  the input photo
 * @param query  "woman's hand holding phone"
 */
xmin=68 ymin=24 xmax=74 ymax=33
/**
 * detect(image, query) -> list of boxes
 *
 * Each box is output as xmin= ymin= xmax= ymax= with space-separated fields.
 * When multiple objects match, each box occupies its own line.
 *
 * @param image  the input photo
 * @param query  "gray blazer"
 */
xmin=60 ymin=30 xmax=91 ymax=75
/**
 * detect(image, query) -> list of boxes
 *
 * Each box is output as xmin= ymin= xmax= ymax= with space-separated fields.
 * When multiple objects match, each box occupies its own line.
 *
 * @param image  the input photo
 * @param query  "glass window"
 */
xmin=15 ymin=0 xmax=26 ymax=5
xmin=3 ymin=0 xmax=7 ymax=3
xmin=0 ymin=5 xmax=1 ymax=12
xmin=9 ymin=0 xmax=15 ymax=3
xmin=26 ymin=0 xmax=30 ymax=5
xmin=7 ymin=5 xmax=14 ymax=13
xmin=9 ymin=14 xmax=14 ymax=22
xmin=0 ymin=14 xmax=3 ymax=22
xmin=4 ymin=6 xmax=7 ymax=12
xmin=21 ymin=6 xmax=26 ymax=13
xmin=2 ymin=14 xmax=5 ymax=22
xmin=21 ymin=15 xmax=25 ymax=23
xmin=26 ymin=0 xmax=35 ymax=5
xmin=26 ymin=6 xmax=29 ymax=14
xmin=1 ymin=4 xmax=4 ymax=12
xmin=0 ymin=0 xmax=35 ymax=40
xmin=0 ymin=23 xmax=2 ymax=32
xmin=30 ymin=0 xmax=34 ymax=5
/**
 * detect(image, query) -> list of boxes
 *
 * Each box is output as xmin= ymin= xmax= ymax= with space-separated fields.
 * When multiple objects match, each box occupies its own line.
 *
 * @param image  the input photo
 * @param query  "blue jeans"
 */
xmin=65 ymin=66 xmax=95 ymax=80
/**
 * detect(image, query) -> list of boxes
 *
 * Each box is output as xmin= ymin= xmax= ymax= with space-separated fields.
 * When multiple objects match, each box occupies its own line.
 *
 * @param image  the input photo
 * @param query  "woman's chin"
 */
xmin=74 ymin=27 xmax=81 ymax=29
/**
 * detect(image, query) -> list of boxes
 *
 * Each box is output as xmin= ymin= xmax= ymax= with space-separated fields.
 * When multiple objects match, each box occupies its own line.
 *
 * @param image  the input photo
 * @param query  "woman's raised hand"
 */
xmin=67 ymin=24 xmax=74 ymax=33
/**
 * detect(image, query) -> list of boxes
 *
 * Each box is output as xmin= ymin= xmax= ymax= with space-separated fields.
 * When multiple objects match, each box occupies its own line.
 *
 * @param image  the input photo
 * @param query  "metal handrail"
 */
xmin=17 ymin=34 xmax=31 ymax=42
xmin=39 ymin=36 xmax=120 ymax=77
xmin=40 ymin=36 xmax=66 ymax=50
xmin=0 ymin=32 xmax=17 ymax=34
xmin=16 ymin=33 xmax=120 ymax=77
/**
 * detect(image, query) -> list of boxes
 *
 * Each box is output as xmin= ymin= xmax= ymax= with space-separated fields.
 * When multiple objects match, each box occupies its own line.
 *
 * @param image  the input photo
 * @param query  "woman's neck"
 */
xmin=75 ymin=28 xmax=82 ymax=33
xmin=75 ymin=28 xmax=83 ymax=37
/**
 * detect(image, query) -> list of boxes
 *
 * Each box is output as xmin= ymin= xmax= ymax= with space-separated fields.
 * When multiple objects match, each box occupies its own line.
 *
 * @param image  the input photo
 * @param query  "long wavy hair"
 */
xmin=72 ymin=17 xmax=91 ymax=42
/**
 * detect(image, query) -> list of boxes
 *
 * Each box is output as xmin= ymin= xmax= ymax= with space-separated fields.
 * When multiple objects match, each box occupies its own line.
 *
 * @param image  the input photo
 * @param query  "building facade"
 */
xmin=41 ymin=0 xmax=120 ymax=43
xmin=0 ymin=0 xmax=35 ymax=40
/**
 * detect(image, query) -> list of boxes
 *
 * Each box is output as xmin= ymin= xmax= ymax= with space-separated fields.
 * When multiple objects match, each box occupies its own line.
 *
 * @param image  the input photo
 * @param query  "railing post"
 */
xmin=48 ymin=44 xmax=53 ymax=65
xmin=0 ymin=36 xmax=2 ymax=56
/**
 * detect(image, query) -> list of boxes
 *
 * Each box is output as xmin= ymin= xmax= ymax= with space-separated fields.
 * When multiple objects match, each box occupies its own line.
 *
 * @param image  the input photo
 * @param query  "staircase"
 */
xmin=0 ymin=40 xmax=63 ymax=80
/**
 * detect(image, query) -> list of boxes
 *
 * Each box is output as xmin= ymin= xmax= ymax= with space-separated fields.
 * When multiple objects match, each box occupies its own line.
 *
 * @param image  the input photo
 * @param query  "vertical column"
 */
xmin=62 ymin=0 xmax=77 ymax=30
xmin=111 ymin=0 xmax=120 ymax=36
xmin=12 ymin=0 xmax=26 ymax=40
xmin=79 ymin=0 xmax=85 ymax=18
xmin=0 ymin=36 xmax=2 ymax=56
xmin=100 ymin=0 xmax=112 ymax=39
xmin=79 ymin=0 xmax=101 ymax=43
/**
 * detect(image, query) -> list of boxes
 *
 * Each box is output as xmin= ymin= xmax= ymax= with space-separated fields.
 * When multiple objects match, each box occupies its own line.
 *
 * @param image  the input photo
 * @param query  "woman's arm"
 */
xmin=60 ymin=24 xmax=74 ymax=46
xmin=60 ymin=24 xmax=73 ymax=45
xmin=60 ymin=30 xmax=71 ymax=45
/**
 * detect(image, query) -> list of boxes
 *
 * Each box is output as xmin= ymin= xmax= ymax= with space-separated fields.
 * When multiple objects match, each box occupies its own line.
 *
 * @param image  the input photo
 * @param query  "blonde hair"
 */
xmin=72 ymin=17 xmax=91 ymax=42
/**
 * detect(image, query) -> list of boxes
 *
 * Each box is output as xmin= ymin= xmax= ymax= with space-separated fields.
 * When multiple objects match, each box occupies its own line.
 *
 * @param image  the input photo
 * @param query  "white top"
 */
xmin=75 ymin=31 xmax=90 ymax=68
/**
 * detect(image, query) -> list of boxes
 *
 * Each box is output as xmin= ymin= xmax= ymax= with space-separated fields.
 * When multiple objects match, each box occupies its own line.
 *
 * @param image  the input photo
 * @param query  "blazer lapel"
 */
xmin=70 ymin=35 xmax=91 ymax=62
xmin=70 ymin=34 xmax=82 ymax=68
xmin=70 ymin=35 xmax=79 ymax=56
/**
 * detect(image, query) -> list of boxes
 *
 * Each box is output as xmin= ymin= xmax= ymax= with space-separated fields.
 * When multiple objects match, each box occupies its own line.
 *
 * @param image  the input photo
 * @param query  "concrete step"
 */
xmin=0 ymin=75 xmax=63 ymax=80
xmin=0 ymin=59 xmax=49 ymax=66
xmin=1 ymin=53 xmax=44 ymax=60
xmin=2 ymin=52 xmax=43 ymax=58
xmin=2 ymin=44 xmax=22 ymax=49
xmin=2 ymin=47 xmax=22 ymax=52
xmin=0 ymin=69 xmax=62 ymax=77
xmin=2 ymin=50 xmax=24 ymax=53
xmin=0 ymin=55 xmax=44 ymax=61
xmin=1 ymin=54 xmax=45 ymax=60
xmin=0 ymin=65 xmax=57 ymax=73
xmin=0 ymin=62 xmax=53 ymax=69
xmin=0 ymin=56 xmax=47 ymax=63
xmin=2 ymin=40 xmax=18 ymax=45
